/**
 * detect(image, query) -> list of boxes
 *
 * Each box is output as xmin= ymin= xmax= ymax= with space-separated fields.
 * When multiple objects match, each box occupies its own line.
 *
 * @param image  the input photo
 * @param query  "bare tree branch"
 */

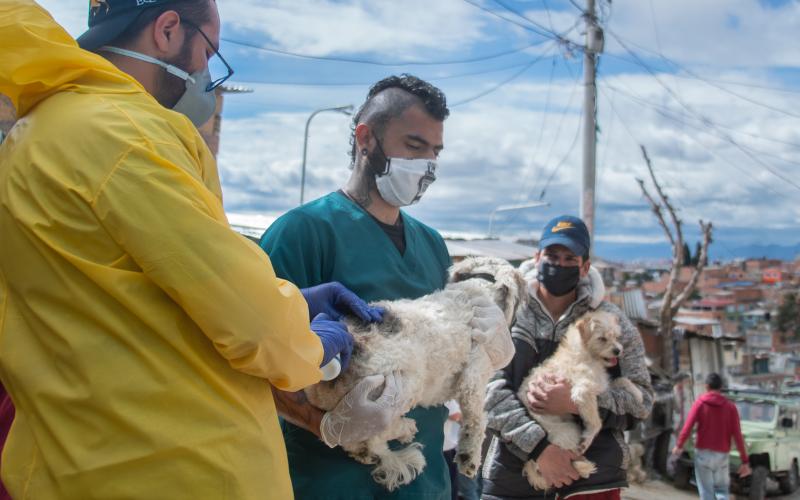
xmin=636 ymin=178 xmax=675 ymax=248
xmin=671 ymin=220 xmax=713 ymax=315
xmin=639 ymin=146 xmax=713 ymax=374
xmin=641 ymin=146 xmax=682 ymax=249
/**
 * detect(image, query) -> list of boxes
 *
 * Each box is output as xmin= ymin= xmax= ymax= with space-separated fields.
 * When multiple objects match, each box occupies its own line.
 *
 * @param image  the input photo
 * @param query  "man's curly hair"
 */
xmin=349 ymin=74 xmax=449 ymax=165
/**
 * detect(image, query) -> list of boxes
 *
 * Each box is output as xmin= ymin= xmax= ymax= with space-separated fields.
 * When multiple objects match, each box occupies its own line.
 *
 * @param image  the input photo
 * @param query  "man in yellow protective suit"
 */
xmin=0 ymin=1 xmax=381 ymax=498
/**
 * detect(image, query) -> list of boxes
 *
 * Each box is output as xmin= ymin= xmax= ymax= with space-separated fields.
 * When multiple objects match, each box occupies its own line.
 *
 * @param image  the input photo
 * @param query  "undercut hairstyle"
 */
xmin=349 ymin=74 xmax=449 ymax=164
xmin=109 ymin=0 xmax=214 ymax=49
xmin=706 ymin=372 xmax=723 ymax=390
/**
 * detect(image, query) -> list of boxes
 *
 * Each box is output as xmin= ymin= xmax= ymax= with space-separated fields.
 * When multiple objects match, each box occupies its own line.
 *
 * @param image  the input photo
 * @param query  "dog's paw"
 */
xmin=522 ymin=460 xmax=549 ymax=491
xmin=372 ymin=444 xmax=426 ymax=491
xmin=572 ymin=459 xmax=597 ymax=479
xmin=455 ymin=451 xmax=480 ymax=478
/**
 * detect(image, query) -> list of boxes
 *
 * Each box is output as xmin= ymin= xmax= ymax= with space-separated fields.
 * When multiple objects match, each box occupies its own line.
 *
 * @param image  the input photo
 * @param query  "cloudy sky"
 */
xmin=36 ymin=0 xmax=800 ymax=261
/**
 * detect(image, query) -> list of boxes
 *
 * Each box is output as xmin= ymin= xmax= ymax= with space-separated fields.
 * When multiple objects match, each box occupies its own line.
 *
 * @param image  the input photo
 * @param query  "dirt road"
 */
xmin=624 ymin=479 xmax=800 ymax=499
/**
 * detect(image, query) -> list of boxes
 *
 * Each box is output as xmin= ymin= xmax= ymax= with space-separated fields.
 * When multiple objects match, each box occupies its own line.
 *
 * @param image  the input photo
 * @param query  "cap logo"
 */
xmin=551 ymin=221 xmax=574 ymax=233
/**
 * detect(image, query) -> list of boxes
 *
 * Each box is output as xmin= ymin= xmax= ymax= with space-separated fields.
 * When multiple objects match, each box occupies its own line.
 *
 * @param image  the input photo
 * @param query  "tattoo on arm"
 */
xmin=271 ymin=387 xmax=324 ymax=438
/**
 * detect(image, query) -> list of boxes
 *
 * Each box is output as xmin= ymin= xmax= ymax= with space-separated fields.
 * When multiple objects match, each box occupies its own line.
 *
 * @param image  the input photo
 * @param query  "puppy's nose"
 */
xmin=612 ymin=347 xmax=621 ymax=356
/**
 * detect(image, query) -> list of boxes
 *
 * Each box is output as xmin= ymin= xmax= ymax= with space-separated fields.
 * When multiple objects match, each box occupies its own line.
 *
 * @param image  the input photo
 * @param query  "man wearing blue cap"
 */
xmin=482 ymin=215 xmax=654 ymax=500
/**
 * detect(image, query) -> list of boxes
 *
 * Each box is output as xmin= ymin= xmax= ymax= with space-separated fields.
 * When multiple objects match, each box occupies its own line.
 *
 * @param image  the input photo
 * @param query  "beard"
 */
xmin=154 ymin=37 xmax=195 ymax=109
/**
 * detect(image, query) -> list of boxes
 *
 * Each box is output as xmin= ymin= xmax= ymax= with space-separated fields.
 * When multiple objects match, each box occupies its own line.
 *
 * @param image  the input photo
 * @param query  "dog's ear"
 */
xmin=447 ymin=257 xmax=476 ymax=284
xmin=576 ymin=317 xmax=593 ymax=344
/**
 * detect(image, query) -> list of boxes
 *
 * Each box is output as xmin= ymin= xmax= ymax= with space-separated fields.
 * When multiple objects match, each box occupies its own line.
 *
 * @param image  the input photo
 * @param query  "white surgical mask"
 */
xmin=375 ymin=157 xmax=438 ymax=207
xmin=99 ymin=46 xmax=216 ymax=127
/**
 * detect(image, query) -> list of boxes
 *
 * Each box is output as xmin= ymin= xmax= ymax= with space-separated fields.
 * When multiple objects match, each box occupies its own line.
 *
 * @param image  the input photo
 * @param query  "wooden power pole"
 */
xmin=581 ymin=0 xmax=603 ymax=246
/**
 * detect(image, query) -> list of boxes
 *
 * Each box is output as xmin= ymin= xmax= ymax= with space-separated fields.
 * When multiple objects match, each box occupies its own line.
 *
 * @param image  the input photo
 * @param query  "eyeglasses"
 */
xmin=184 ymin=22 xmax=234 ymax=91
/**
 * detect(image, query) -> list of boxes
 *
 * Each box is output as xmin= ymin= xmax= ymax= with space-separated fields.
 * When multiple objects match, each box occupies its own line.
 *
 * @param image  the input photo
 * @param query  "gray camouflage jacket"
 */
xmin=482 ymin=264 xmax=654 ymax=499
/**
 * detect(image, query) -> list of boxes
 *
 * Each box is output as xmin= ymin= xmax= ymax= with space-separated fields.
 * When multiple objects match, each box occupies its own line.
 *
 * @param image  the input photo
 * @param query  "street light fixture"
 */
xmin=487 ymin=201 xmax=550 ymax=238
xmin=300 ymin=105 xmax=354 ymax=205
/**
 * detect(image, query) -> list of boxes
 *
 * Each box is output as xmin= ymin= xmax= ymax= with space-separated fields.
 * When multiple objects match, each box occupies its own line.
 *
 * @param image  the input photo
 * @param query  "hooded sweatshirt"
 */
xmin=0 ymin=2 xmax=323 ymax=498
xmin=676 ymin=391 xmax=749 ymax=463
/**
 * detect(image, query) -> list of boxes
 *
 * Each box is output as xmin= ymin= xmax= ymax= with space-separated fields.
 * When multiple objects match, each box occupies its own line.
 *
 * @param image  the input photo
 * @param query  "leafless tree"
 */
xmin=637 ymin=145 xmax=713 ymax=374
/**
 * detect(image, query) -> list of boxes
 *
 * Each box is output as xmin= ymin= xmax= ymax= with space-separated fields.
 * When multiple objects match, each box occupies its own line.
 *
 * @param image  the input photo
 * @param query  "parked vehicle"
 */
xmin=673 ymin=389 xmax=800 ymax=500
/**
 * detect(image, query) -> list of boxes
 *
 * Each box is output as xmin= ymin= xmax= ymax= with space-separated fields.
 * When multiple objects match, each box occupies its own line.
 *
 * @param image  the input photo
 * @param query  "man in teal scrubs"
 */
xmin=260 ymin=75 xmax=496 ymax=499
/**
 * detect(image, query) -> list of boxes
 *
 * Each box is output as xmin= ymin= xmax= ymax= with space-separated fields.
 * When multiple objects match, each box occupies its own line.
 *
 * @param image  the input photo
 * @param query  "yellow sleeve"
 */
xmin=91 ymin=142 xmax=323 ymax=392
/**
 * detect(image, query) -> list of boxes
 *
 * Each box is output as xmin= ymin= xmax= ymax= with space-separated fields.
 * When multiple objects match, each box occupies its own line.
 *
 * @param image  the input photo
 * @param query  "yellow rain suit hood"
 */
xmin=0 ymin=2 xmax=322 ymax=498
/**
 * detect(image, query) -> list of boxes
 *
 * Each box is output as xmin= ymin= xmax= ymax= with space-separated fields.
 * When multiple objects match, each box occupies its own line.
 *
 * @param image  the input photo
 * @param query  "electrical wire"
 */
xmin=538 ymin=110 xmax=583 ymax=201
xmin=451 ymin=46 xmax=557 ymax=107
xmin=221 ymin=36 xmax=549 ymax=66
xmin=598 ymin=83 xmax=790 ymax=213
xmin=568 ymin=0 xmax=586 ymax=15
xmin=600 ymin=82 xmax=796 ymax=199
xmin=517 ymin=57 xmax=558 ymax=203
xmin=606 ymin=30 xmax=800 ymax=120
xmin=461 ymin=0 xmax=573 ymax=47
xmin=226 ymin=59 xmax=549 ymax=87
xmin=605 ymin=32 xmax=800 ymax=192
xmin=490 ymin=0 xmax=575 ymax=40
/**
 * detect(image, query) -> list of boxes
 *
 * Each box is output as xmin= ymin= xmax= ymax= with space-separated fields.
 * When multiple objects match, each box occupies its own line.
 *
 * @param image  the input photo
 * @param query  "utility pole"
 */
xmin=581 ymin=0 xmax=603 ymax=247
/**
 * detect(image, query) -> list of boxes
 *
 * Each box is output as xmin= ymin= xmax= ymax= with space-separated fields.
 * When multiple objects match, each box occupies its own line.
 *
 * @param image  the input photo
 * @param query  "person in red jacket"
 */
xmin=672 ymin=373 xmax=751 ymax=500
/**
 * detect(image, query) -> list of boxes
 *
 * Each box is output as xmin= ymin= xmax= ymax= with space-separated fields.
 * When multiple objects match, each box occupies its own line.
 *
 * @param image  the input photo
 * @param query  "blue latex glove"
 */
xmin=301 ymin=282 xmax=384 ymax=323
xmin=311 ymin=313 xmax=354 ymax=371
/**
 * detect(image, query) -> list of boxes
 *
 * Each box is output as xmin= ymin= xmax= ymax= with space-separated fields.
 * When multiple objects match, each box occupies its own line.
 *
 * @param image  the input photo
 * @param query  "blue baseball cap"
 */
xmin=77 ymin=0 xmax=177 ymax=51
xmin=539 ymin=215 xmax=591 ymax=257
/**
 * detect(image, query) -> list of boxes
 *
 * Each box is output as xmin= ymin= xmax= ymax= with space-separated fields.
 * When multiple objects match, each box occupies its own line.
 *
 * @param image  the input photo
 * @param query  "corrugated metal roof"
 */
xmin=444 ymin=239 xmax=535 ymax=262
xmin=622 ymin=289 xmax=648 ymax=320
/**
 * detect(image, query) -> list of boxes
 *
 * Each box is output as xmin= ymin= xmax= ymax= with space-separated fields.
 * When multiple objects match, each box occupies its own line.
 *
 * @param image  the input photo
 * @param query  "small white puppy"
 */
xmin=518 ymin=311 xmax=643 ymax=490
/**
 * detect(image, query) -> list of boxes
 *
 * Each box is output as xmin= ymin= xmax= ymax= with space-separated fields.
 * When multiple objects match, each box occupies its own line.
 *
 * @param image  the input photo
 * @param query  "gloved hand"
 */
xmin=320 ymin=371 xmax=412 ymax=448
xmin=311 ymin=313 xmax=354 ymax=371
xmin=468 ymin=294 xmax=515 ymax=370
xmin=301 ymin=282 xmax=384 ymax=323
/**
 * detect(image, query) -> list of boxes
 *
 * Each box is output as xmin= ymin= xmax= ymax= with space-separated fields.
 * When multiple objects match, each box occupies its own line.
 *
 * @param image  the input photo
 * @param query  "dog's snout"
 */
xmin=612 ymin=347 xmax=621 ymax=356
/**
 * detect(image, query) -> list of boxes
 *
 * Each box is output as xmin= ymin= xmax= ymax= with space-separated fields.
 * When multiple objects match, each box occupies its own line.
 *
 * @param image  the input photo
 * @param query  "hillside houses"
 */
xmin=608 ymin=256 xmax=800 ymax=394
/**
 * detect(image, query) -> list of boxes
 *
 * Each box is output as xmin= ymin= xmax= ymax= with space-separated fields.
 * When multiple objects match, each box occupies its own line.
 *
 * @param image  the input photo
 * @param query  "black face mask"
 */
xmin=537 ymin=262 xmax=581 ymax=297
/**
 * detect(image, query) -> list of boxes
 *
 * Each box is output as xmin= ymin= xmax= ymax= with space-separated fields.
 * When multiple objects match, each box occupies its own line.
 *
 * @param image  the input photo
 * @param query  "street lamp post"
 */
xmin=300 ymin=105 xmax=354 ymax=205
xmin=487 ymin=201 xmax=550 ymax=238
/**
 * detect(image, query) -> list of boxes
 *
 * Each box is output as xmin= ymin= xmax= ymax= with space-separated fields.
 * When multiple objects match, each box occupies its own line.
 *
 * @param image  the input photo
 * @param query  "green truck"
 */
xmin=674 ymin=389 xmax=800 ymax=499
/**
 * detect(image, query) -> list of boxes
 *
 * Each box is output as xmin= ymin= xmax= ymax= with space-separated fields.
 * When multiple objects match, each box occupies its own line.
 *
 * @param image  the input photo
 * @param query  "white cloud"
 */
xmin=606 ymin=0 xmax=800 ymax=68
xmin=220 ymin=0 xmax=492 ymax=59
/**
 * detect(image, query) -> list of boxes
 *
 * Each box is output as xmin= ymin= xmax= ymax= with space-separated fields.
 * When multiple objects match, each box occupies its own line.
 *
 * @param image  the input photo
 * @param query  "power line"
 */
xmin=461 ymin=0 xmax=574 ymax=47
xmin=490 ymin=0 xmax=577 ymax=41
xmin=605 ymin=31 xmax=800 ymax=192
xmin=605 ymin=30 xmax=800 ymax=119
xmin=227 ymin=59 xmax=549 ymax=88
xmin=603 ymin=75 xmax=800 ymax=150
xmin=601 ymin=82 xmax=799 ymax=197
xmin=539 ymin=110 xmax=583 ymax=200
xmin=518 ymin=57 xmax=558 ymax=202
xmin=451 ymin=47 xmax=557 ymax=106
xmin=221 ymin=36 xmax=549 ymax=66
xmin=648 ymin=0 xmax=664 ymax=55
xmin=598 ymin=83 xmax=789 ymax=207
xmin=567 ymin=0 xmax=586 ymax=14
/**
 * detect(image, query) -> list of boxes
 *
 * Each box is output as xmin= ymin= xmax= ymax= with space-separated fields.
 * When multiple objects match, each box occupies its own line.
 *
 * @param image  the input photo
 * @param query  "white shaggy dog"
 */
xmin=305 ymin=257 xmax=526 ymax=491
xmin=518 ymin=311 xmax=644 ymax=490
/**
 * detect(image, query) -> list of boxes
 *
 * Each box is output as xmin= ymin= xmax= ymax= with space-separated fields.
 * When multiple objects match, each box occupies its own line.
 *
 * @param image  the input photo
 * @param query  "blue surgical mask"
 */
xmin=99 ymin=46 xmax=216 ymax=127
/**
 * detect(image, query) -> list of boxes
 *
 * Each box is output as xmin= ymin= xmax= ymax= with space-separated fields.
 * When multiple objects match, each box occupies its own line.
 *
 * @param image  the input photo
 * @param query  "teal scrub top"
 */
xmin=260 ymin=192 xmax=452 ymax=499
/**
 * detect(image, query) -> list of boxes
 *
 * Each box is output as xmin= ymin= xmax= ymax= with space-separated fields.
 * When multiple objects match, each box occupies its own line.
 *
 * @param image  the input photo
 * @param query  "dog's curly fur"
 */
xmin=518 ymin=311 xmax=644 ymax=490
xmin=305 ymin=257 xmax=526 ymax=491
